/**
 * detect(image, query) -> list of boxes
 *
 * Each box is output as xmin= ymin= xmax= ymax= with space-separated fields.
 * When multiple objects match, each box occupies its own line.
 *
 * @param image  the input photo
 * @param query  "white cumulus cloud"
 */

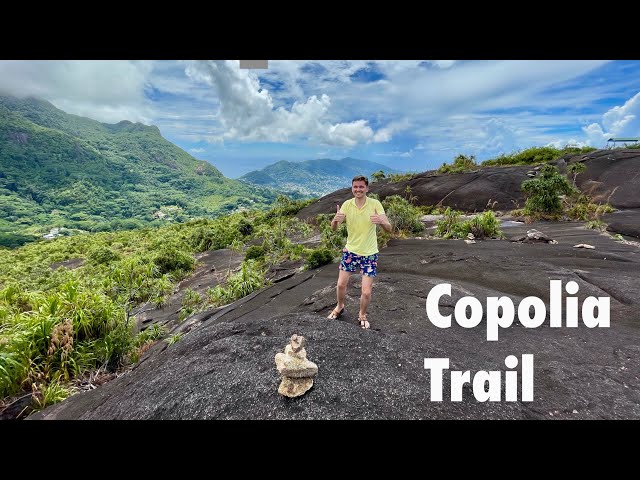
xmin=583 ymin=91 xmax=640 ymax=144
xmin=184 ymin=60 xmax=388 ymax=147
xmin=0 ymin=60 xmax=153 ymax=124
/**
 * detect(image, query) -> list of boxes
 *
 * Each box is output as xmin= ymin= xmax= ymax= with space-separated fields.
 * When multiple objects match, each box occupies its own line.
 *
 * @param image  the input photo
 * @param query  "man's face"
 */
xmin=352 ymin=180 xmax=368 ymax=198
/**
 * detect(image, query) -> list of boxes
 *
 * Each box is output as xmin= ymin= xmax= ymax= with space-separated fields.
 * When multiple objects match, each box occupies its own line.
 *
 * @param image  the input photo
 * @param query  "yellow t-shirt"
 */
xmin=340 ymin=197 xmax=385 ymax=256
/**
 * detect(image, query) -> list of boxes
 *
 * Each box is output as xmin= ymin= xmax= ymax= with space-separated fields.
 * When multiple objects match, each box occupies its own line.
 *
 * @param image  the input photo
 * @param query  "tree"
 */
xmin=567 ymin=162 xmax=587 ymax=187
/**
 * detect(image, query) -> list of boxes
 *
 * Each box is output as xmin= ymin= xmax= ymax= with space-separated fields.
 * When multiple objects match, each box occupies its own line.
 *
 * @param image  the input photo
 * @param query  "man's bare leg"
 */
xmin=359 ymin=275 xmax=374 ymax=328
xmin=328 ymin=270 xmax=351 ymax=319
xmin=336 ymin=270 xmax=351 ymax=310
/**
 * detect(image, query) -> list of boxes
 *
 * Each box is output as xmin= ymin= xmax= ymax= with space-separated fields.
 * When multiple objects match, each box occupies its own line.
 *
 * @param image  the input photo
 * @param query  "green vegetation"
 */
xmin=0 ymin=198 xmax=316 ymax=415
xmin=418 ymin=205 xmax=446 ymax=215
xmin=436 ymin=146 xmax=598 ymax=175
xmin=585 ymin=220 xmax=607 ymax=231
xmin=423 ymin=145 xmax=611 ymax=227
xmin=514 ymin=163 xmax=615 ymax=222
xmin=371 ymin=170 xmax=386 ymax=182
xmin=244 ymin=245 xmax=266 ymax=261
xmin=305 ymin=248 xmax=334 ymax=269
xmin=0 ymin=95 xmax=280 ymax=248
xmin=386 ymin=172 xmax=416 ymax=182
xmin=438 ymin=154 xmax=478 ymax=174
xmin=166 ymin=333 xmax=183 ymax=346
xmin=435 ymin=208 xmax=502 ymax=239
xmin=521 ymin=164 xmax=576 ymax=215
xmin=480 ymin=145 xmax=596 ymax=167
xmin=317 ymin=213 xmax=348 ymax=252
xmin=206 ymin=260 xmax=267 ymax=307
xmin=563 ymin=195 xmax=615 ymax=221
xmin=567 ymin=162 xmax=587 ymax=186
xmin=381 ymin=195 xmax=424 ymax=235
xmin=0 ymin=98 xmax=624 ymax=417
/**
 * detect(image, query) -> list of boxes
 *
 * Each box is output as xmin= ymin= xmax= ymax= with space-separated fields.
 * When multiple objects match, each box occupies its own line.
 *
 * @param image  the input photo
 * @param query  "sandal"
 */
xmin=327 ymin=307 xmax=345 ymax=320
xmin=358 ymin=313 xmax=370 ymax=329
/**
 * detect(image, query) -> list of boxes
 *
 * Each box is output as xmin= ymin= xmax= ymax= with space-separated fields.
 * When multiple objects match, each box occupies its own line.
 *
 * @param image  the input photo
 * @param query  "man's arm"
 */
xmin=379 ymin=213 xmax=393 ymax=233
xmin=331 ymin=204 xmax=346 ymax=230
xmin=370 ymin=207 xmax=392 ymax=232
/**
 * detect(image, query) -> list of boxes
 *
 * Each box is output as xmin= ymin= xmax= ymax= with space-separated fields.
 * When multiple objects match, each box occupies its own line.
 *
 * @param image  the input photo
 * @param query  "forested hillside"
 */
xmin=0 ymin=96 xmax=278 ymax=247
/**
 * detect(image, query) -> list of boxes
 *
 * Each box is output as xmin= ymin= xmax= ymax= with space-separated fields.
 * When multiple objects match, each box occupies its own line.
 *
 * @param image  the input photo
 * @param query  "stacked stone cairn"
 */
xmin=275 ymin=334 xmax=318 ymax=398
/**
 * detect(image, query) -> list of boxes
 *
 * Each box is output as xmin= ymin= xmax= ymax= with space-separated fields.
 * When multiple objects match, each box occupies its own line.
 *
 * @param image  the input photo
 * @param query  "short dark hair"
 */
xmin=352 ymin=175 xmax=369 ymax=185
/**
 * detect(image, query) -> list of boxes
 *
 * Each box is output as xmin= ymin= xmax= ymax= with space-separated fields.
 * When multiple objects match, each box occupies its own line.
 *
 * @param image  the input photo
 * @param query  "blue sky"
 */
xmin=1 ymin=60 xmax=640 ymax=178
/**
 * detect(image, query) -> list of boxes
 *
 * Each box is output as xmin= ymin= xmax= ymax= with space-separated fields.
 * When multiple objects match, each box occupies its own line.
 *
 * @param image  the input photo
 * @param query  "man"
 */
xmin=327 ymin=175 xmax=392 ymax=329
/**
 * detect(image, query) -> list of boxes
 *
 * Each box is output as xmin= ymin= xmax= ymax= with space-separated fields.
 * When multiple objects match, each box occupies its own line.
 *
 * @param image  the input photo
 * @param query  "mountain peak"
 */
xmin=240 ymin=157 xmax=405 ymax=197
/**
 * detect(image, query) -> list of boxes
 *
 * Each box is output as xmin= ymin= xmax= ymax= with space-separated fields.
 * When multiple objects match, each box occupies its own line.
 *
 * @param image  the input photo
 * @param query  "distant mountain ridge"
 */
xmin=0 ymin=95 xmax=278 ymax=247
xmin=239 ymin=157 xmax=406 ymax=196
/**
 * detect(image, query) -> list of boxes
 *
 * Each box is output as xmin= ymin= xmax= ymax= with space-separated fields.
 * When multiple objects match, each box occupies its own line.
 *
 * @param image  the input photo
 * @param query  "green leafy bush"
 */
xmin=434 ymin=209 xmax=501 ymax=239
xmin=238 ymin=219 xmax=253 ymax=236
xmin=245 ymin=245 xmax=266 ymax=261
xmin=381 ymin=195 xmax=424 ymax=235
xmin=305 ymin=247 xmax=334 ymax=269
xmin=153 ymin=246 xmax=195 ymax=275
xmin=435 ymin=208 xmax=464 ymax=238
xmin=465 ymin=211 xmax=502 ymax=238
xmin=522 ymin=164 xmax=576 ymax=215
xmin=88 ymin=246 xmax=121 ymax=265
xmin=190 ymin=223 xmax=239 ymax=252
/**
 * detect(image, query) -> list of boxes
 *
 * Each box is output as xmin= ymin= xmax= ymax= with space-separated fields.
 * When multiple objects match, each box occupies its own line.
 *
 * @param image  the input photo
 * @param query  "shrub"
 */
xmin=238 ymin=219 xmax=253 ymax=237
xmin=189 ymin=224 xmax=239 ymax=252
xmin=153 ymin=246 xmax=195 ymax=276
xmin=465 ymin=211 xmax=502 ymax=239
xmin=88 ymin=246 xmax=121 ymax=265
xmin=181 ymin=288 xmax=202 ymax=308
xmin=434 ymin=209 xmax=502 ymax=239
xmin=563 ymin=194 xmax=615 ymax=221
xmin=522 ymin=164 xmax=576 ymax=215
xmin=381 ymin=195 xmax=424 ymax=235
xmin=567 ymin=162 xmax=587 ymax=186
xmin=245 ymin=245 xmax=266 ymax=261
xmin=31 ymin=381 xmax=73 ymax=412
xmin=305 ymin=248 xmax=334 ymax=269
xmin=419 ymin=205 xmax=445 ymax=215
xmin=435 ymin=208 xmax=465 ymax=238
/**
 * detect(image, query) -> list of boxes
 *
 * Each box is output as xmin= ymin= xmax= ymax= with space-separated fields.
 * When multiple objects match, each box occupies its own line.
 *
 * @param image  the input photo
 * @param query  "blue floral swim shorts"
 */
xmin=339 ymin=249 xmax=378 ymax=277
